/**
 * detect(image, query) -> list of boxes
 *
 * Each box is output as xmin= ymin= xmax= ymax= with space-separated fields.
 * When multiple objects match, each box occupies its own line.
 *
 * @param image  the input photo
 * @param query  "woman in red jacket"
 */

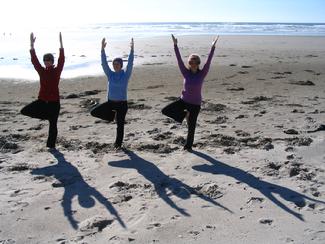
xmin=21 ymin=32 xmax=65 ymax=149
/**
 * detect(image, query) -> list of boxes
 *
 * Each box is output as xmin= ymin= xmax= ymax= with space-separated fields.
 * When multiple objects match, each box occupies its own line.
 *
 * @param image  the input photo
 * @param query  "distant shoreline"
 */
xmin=1 ymin=34 xmax=325 ymax=81
xmin=92 ymin=21 xmax=325 ymax=25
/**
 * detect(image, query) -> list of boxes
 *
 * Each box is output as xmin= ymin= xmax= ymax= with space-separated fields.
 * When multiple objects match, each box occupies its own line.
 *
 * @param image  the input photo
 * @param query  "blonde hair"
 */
xmin=188 ymin=54 xmax=201 ymax=65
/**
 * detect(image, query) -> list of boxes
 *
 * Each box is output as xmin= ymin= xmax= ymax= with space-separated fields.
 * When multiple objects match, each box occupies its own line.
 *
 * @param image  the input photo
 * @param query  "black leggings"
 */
xmin=162 ymin=98 xmax=200 ymax=148
xmin=21 ymin=99 xmax=60 ymax=148
xmin=90 ymin=100 xmax=128 ymax=147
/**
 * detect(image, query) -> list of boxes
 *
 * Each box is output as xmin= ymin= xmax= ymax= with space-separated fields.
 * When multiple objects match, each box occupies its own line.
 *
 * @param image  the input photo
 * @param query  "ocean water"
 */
xmin=1 ymin=22 xmax=325 ymax=80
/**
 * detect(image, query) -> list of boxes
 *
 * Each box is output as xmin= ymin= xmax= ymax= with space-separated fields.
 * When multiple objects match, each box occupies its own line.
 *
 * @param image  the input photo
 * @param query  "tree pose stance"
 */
xmin=162 ymin=34 xmax=219 ymax=151
xmin=90 ymin=37 xmax=134 ymax=149
xmin=21 ymin=32 xmax=65 ymax=149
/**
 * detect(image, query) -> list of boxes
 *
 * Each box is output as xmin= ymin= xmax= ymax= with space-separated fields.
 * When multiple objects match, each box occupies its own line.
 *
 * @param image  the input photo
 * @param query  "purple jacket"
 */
xmin=174 ymin=44 xmax=215 ymax=105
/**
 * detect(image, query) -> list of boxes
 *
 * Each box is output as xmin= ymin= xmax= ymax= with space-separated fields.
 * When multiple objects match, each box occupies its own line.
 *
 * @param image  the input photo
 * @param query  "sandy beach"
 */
xmin=0 ymin=35 xmax=325 ymax=244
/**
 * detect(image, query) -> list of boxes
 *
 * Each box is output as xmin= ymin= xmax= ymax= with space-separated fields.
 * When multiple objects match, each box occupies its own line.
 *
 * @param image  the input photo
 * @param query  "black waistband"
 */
xmin=39 ymin=99 xmax=60 ymax=104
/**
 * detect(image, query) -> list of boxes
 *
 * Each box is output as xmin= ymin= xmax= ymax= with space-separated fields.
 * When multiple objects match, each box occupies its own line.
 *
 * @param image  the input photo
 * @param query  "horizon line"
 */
xmin=90 ymin=21 xmax=325 ymax=25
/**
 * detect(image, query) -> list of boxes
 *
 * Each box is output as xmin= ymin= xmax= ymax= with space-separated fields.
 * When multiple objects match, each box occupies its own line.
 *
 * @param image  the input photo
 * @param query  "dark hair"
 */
xmin=43 ymin=53 xmax=54 ymax=63
xmin=113 ymin=58 xmax=123 ymax=68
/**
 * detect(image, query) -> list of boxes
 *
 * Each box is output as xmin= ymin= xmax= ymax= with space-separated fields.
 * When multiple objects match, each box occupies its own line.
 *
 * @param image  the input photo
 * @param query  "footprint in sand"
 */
xmin=132 ymin=142 xmax=178 ymax=153
xmin=146 ymin=223 xmax=162 ymax=230
xmin=284 ymin=129 xmax=299 ymax=135
xmin=1 ymin=134 xmax=29 ymax=154
xmin=206 ymin=116 xmax=229 ymax=124
xmin=64 ymin=90 xmax=101 ymax=99
xmin=172 ymin=136 xmax=186 ymax=145
xmin=225 ymin=74 xmax=238 ymax=79
xmin=307 ymin=124 xmax=325 ymax=133
xmin=273 ymin=71 xmax=292 ymax=75
xmin=147 ymin=128 xmax=161 ymax=135
xmin=238 ymin=71 xmax=249 ymax=74
xmin=247 ymin=197 xmax=265 ymax=203
xmin=171 ymin=214 xmax=181 ymax=220
xmin=289 ymin=80 xmax=315 ymax=86
xmin=292 ymin=109 xmax=305 ymax=113
xmin=78 ymin=216 xmax=114 ymax=236
xmin=259 ymin=218 xmax=273 ymax=225
xmin=305 ymin=54 xmax=318 ymax=58
xmin=235 ymin=114 xmax=249 ymax=119
xmin=271 ymin=76 xmax=285 ymax=79
xmin=146 ymin=85 xmax=164 ymax=89
xmin=194 ymin=182 xmax=225 ymax=199
xmin=202 ymin=102 xmax=227 ymax=112
xmin=128 ymin=100 xmax=152 ymax=110
xmin=241 ymin=96 xmax=272 ymax=104
xmin=262 ymin=162 xmax=281 ymax=176
xmin=79 ymin=98 xmax=100 ymax=110
xmin=151 ymin=131 xmax=173 ymax=141
xmin=235 ymin=130 xmax=250 ymax=137
xmin=304 ymin=229 xmax=325 ymax=242
xmin=28 ymin=123 xmax=45 ymax=131
xmin=227 ymin=87 xmax=244 ymax=91
xmin=304 ymin=69 xmax=315 ymax=73
xmin=7 ymin=163 xmax=33 ymax=172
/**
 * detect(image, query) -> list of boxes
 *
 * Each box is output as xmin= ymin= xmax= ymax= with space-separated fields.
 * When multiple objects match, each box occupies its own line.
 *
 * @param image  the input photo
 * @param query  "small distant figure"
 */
xmin=162 ymin=34 xmax=219 ymax=151
xmin=90 ymin=37 xmax=134 ymax=150
xmin=20 ymin=32 xmax=65 ymax=149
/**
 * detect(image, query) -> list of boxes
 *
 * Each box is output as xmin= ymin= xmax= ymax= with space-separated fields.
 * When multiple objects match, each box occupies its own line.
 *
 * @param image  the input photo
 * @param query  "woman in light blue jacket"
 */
xmin=91 ymin=37 xmax=134 ymax=149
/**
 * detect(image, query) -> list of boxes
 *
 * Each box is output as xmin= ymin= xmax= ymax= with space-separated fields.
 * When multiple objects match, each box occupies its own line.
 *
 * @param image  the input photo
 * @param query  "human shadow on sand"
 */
xmin=31 ymin=149 xmax=125 ymax=229
xmin=191 ymin=150 xmax=325 ymax=221
xmin=108 ymin=149 xmax=232 ymax=216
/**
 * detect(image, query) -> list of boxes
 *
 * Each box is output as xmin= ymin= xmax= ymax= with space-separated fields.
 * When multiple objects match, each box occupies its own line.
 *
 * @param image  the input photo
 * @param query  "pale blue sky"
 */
xmin=1 ymin=0 xmax=324 ymax=28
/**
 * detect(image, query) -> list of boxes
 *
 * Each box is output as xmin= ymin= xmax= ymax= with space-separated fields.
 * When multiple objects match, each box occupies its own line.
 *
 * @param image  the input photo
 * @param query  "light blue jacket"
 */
xmin=101 ymin=49 xmax=134 ymax=101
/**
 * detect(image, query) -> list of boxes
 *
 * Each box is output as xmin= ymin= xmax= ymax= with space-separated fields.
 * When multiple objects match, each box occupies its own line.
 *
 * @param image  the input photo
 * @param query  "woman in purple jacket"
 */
xmin=162 ymin=34 xmax=219 ymax=151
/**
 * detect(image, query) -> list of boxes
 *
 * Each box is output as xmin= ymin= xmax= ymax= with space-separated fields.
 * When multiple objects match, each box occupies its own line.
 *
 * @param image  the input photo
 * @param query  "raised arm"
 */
xmin=29 ymin=32 xmax=42 ymax=73
xmin=101 ymin=38 xmax=112 ymax=77
xmin=30 ymin=32 xmax=36 ymax=50
xmin=59 ymin=32 xmax=63 ymax=49
xmin=201 ymin=36 xmax=219 ymax=76
xmin=125 ymin=38 xmax=134 ymax=80
xmin=172 ymin=34 xmax=187 ymax=76
xmin=212 ymin=35 xmax=219 ymax=48
xmin=57 ymin=32 xmax=65 ymax=72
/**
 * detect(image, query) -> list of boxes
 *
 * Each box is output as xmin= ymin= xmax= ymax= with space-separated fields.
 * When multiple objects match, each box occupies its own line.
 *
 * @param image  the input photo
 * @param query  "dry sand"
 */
xmin=0 ymin=35 xmax=325 ymax=244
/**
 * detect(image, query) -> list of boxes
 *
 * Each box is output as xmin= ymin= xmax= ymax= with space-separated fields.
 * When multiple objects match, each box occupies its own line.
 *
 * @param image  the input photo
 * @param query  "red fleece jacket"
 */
xmin=30 ymin=48 xmax=65 ymax=101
